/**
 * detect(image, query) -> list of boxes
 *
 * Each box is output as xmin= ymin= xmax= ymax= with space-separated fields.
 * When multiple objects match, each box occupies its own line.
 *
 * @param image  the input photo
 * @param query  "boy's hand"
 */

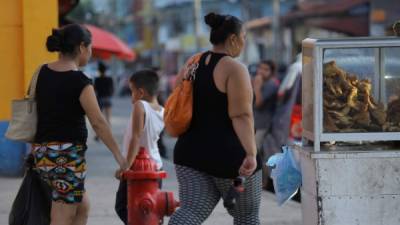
xmin=115 ymin=158 xmax=129 ymax=180
xmin=115 ymin=167 xmax=126 ymax=180
xmin=116 ymin=155 xmax=129 ymax=171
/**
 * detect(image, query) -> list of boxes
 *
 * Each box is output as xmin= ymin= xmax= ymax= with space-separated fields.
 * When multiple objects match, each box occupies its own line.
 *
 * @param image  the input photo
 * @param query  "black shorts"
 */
xmin=115 ymin=178 xmax=162 ymax=224
xmin=98 ymin=97 xmax=112 ymax=109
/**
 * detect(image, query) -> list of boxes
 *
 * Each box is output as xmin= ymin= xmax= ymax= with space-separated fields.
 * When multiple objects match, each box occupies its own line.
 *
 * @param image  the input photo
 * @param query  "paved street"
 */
xmin=0 ymin=97 xmax=302 ymax=225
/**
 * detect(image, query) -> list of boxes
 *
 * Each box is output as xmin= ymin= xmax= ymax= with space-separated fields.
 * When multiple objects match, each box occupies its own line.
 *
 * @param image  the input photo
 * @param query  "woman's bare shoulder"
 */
xmin=219 ymin=57 xmax=249 ymax=77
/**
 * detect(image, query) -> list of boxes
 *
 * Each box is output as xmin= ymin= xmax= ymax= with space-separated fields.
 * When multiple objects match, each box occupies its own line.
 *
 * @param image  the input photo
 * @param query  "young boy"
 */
xmin=115 ymin=69 xmax=164 ymax=224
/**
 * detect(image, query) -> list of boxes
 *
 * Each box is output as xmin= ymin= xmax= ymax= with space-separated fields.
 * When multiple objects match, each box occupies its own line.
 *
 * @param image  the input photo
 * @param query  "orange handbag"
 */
xmin=164 ymin=53 xmax=202 ymax=137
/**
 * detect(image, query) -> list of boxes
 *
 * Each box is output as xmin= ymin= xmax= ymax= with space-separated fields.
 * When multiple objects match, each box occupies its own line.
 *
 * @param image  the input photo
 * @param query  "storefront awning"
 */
xmin=305 ymin=16 xmax=369 ymax=36
xmin=283 ymin=0 xmax=369 ymax=21
xmin=246 ymin=17 xmax=272 ymax=30
xmin=246 ymin=0 xmax=369 ymax=35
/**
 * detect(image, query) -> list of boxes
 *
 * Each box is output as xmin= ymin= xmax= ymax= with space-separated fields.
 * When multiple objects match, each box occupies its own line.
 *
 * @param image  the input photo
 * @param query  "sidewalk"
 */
xmin=0 ymin=97 xmax=302 ymax=225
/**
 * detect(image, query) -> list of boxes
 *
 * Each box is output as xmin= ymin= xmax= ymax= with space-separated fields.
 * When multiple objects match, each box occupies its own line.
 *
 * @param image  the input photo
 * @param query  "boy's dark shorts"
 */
xmin=115 ymin=178 xmax=163 ymax=224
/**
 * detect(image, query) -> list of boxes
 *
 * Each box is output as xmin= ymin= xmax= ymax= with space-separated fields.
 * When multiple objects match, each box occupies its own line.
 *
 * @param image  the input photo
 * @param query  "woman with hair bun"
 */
xmin=31 ymin=24 xmax=128 ymax=225
xmin=169 ymin=13 xmax=262 ymax=225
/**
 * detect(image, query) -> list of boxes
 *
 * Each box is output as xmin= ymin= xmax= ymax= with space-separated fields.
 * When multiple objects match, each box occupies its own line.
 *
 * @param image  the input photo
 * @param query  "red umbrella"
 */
xmin=84 ymin=24 xmax=136 ymax=61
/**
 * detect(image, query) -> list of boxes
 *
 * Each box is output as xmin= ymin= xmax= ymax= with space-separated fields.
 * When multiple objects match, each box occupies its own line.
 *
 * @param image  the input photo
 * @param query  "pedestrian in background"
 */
xmin=253 ymin=60 xmax=280 ymax=148
xmin=169 ymin=12 xmax=262 ymax=225
xmin=94 ymin=61 xmax=114 ymax=125
xmin=115 ymin=70 xmax=164 ymax=224
xmin=31 ymin=24 xmax=127 ymax=225
xmin=252 ymin=60 xmax=280 ymax=189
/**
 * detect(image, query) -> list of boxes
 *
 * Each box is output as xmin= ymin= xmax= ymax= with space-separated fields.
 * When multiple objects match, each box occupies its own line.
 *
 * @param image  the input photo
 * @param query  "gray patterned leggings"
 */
xmin=168 ymin=165 xmax=262 ymax=225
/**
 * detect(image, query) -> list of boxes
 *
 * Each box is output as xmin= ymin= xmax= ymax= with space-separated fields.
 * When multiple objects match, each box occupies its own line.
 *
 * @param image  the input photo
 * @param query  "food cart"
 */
xmin=296 ymin=37 xmax=400 ymax=225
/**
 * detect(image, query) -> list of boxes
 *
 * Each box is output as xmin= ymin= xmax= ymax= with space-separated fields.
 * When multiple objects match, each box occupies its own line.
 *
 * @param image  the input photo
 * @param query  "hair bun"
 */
xmin=205 ymin=13 xmax=225 ymax=29
xmin=46 ymin=28 xmax=62 ymax=52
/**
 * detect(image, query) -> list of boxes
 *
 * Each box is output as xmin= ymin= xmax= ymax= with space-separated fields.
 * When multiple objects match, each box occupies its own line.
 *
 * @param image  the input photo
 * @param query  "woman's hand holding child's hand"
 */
xmin=115 ymin=158 xmax=129 ymax=180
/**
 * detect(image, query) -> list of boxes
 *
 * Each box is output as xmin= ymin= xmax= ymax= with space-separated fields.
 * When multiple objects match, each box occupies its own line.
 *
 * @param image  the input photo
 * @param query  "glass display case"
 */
xmin=302 ymin=37 xmax=400 ymax=151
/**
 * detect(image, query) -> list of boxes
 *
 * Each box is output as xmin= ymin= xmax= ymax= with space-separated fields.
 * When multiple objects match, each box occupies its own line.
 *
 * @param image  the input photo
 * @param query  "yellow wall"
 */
xmin=0 ymin=0 xmax=58 ymax=121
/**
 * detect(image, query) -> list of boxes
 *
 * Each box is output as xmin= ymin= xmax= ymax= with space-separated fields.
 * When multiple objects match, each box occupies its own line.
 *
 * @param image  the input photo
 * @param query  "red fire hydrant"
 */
xmin=123 ymin=147 xmax=179 ymax=225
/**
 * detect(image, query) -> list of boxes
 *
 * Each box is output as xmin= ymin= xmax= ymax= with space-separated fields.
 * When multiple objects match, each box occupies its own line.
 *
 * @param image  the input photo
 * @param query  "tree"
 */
xmin=67 ymin=0 xmax=100 ymax=25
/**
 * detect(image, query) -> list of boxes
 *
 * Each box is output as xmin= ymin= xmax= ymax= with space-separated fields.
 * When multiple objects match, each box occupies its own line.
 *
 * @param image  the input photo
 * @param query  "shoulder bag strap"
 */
xmin=27 ymin=65 xmax=43 ymax=99
xmin=186 ymin=52 xmax=203 ymax=81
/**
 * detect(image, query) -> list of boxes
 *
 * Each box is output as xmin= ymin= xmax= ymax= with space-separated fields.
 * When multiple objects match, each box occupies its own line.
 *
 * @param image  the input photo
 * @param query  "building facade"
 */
xmin=0 ymin=1 xmax=58 ymax=175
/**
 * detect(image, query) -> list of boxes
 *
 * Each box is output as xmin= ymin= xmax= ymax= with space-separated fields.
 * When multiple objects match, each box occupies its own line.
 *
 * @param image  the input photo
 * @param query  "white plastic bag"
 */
xmin=266 ymin=145 xmax=302 ymax=206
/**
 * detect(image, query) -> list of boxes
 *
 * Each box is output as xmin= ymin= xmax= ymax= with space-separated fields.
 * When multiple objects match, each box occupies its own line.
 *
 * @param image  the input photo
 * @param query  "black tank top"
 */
xmin=34 ymin=65 xmax=92 ymax=144
xmin=174 ymin=51 xmax=262 ymax=178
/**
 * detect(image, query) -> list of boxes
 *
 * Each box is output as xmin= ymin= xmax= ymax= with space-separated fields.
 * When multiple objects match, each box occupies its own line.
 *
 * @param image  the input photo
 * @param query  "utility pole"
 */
xmin=272 ymin=0 xmax=281 ymax=64
xmin=110 ymin=0 xmax=119 ymax=80
xmin=240 ymin=0 xmax=250 ymax=64
xmin=150 ymin=0 xmax=159 ymax=66
xmin=194 ymin=0 xmax=202 ymax=51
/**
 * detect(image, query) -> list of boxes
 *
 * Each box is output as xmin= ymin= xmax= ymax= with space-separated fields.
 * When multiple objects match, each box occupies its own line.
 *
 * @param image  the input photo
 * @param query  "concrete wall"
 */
xmin=0 ymin=0 xmax=58 ymax=121
xmin=0 ymin=1 xmax=58 ymax=176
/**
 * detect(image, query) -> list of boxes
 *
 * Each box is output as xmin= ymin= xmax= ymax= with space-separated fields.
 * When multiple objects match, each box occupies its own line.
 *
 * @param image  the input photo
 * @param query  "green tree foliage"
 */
xmin=67 ymin=0 xmax=100 ymax=25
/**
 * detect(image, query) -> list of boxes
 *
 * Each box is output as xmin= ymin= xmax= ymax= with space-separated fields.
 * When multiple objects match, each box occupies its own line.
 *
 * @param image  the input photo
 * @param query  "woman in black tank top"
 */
xmin=169 ymin=13 xmax=262 ymax=225
xmin=30 ymin=24 xmax=127 ymax=225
